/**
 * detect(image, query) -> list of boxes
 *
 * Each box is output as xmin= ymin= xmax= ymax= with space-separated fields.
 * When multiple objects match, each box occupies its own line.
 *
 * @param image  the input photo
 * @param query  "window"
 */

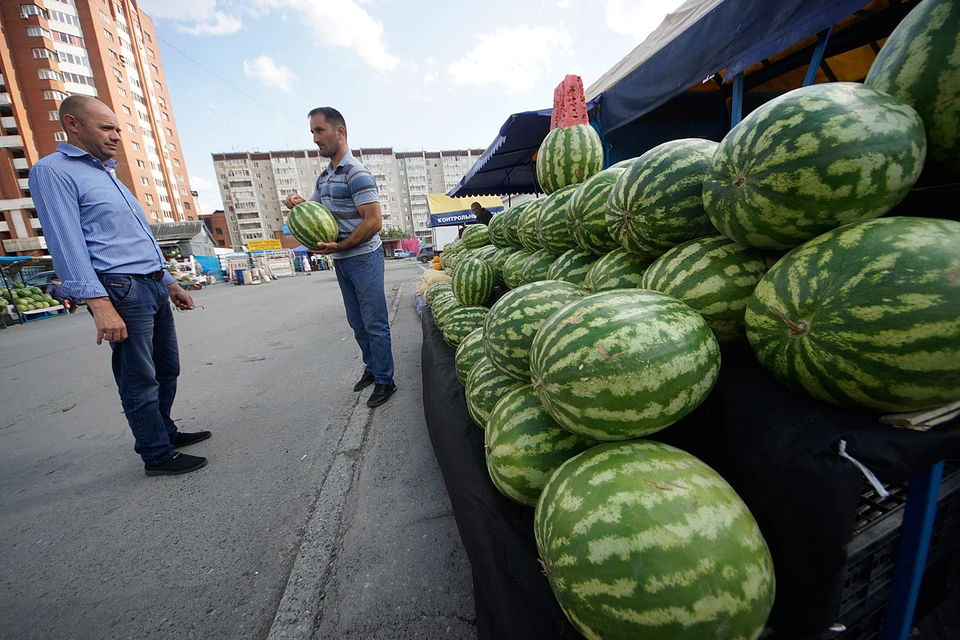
xmin=161 ymin=112 xmax=169 ymax=121
xmin=38 ymin=69 xmax=63 ymax=81
xmin=145 ymin=194 xmax=154 ymax=204
xmin=104 ymin=29 xmax=113 ymax=41
xmin=168 ymin=143 xmax=177 ymax=151
xmin=180 ymin=188 xmax=187 ymax=196
xmin=51 ymin=30 xmax=84 ymax=46
xmin=117 ymin=87 xmax=127 ymax=97
xmin=151 ymin=64 xmax=159 ymax=74
xmin=136 ymin=159 xmax=145 ymax=168
xmin=20 ymin=4 xmax=48 ymax=18
xmin=166 ymin=128 xmax=173 ymax=136
xmin=32 ymin=48 xmax=58 ymax=61
xmin=112 ymin=67 xmax=123 ymax=80
xmin=54 ymin=132 xmax=67 ymax=142
xmin=100 ymin=10 xmax=109 ymax=21
xmin=126 ymin=124 xmax=136 ymax=133
xmin=154 ymin=80 xmax=162 ymax=91
xmin=140 ymin=177 xmax=149 ymax=185
xmin=173 ymin=158 xmax=180 ymax=167
xmin=155 ymin=178 xmax=166 ymax=187
xmin=122 ymin=105 xmax=131 ymax=115
xmin=43 ymin=90 xmax=67 ymax=101
xmin=130 ymin=141 xmax=141 ymax=151
xmin=149 ymin=210 xmax=158 ymax=218
xmin=144 ymin=32 xmax=152 ymax=42
xmin=48 ymin=110 xmax=59 ymax=121
xmin=177 ymin=173 xmax=185 ymax=182
xmin=27 ymin=26 xmax=52 ymax=39
xmin=147 ymin=48 xmax=155 ymax=58
xmin=108 ymin=49 xmax=118 ymax=60
xmin=49 ymin=9 xmax=80 ymax=26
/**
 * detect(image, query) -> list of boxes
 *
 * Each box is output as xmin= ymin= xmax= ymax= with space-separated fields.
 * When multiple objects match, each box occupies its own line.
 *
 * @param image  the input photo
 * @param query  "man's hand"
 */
xmin=314 ymin=241 xmax=340 ymax=255
xmin=168 ymin=282 xmax=195 ymax=311
xmin=86 ymin=297 xmax=127 ymax=345
xmin=284 ymin=193 xmax=306 ymax=210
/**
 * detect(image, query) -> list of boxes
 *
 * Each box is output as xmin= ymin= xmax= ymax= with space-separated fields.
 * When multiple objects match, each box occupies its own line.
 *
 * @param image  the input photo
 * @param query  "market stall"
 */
xmin=0 ymin=257 xmax=69 ymax=325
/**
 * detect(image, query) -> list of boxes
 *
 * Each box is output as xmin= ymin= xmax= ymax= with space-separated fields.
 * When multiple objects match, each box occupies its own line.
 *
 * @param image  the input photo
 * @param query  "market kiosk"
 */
xmin=435 ymin=1 xmax=959 ymax=638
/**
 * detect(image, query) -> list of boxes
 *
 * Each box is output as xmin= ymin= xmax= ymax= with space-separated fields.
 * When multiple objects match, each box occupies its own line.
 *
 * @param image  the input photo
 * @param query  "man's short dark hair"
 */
xmin=59 ymin=95 xmax=97 ymax=128
xmin=471 ymin=202 xmax=481 ymax=209
xmin=307 ymin=107 xmax=346 ymax=130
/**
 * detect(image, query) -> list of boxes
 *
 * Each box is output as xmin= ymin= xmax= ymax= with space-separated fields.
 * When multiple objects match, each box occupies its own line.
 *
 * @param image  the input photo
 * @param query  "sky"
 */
xmin=136 ymin=0 xmax=688 ymax=213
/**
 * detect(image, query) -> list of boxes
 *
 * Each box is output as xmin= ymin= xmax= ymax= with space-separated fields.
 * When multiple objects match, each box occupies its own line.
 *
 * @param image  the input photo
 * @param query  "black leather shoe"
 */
xmin=367 ymin=384 xmax=397 ymax=407
xmin=172 ymin=431 xmax=211 ymax=447
xmin=144 ymin=452 xmax=207 ymax=476
xmin=353 ymin=371 xmax=375 ymax=392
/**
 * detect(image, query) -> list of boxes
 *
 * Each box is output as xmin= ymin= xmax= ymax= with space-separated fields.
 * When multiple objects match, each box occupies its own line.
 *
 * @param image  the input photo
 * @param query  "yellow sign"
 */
xmin=247 ymin=239 xmax=283 ymax=251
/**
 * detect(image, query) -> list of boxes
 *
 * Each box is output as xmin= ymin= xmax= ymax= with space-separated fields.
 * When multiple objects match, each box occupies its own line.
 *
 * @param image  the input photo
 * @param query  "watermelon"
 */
xmin=424 ymin=281 xmax=453 ymax=308
xmin=520 ymin=249 xmax=557 ymax=286
xmin=536 ymin=124 xmax=604 ymax=195
xmin=535 ymin=185 xmax=579 ymax=255
xmin=502 ymin=202 xmax=532 ymax=249
xmin=455 ymin=328 xmax=486 ymax=386
xmin=488 ymin=213 xmax=510 ymax=248
xmin=865 ymin=0 xmax=960 ymax=184
xmin=453 ymin=257 xmax=495 ymax=306
xmin=461 ymin=224 xmax=490 ymax=249
xmin=442 ymin=305 xmax=489 ymax=349
xmin=745 ymin=216 xmax=960 ymax=412
xmin=287 ymin=201 xmax=338 ymax=248
xmin=431 ymin=293 xmax=459 ymax=330
xmin=530 ymin=289 xmax=721 ymax=440
xmin=502 ymin=249 xmax=534 ymax=289
xmin=608 ymin=157 xmax=638 ymax=169
xmin=484 ymin=280 xmax=584 ymax=381
xmin=491 ymin=247 xmax=517 ymax=286
xmin=607 ymin=139 xmax=719 ymax=259
xmin=702 ymin=82 xmax=927 ymax=250
xmin=484 ymin=385 xmax=596 ymax=507
xmin=517 ymin=200 xmax=544 ymax=251
xmin=581 ymin=248 xmax=651 ymax=293
xmin=535 ymin=440 xmax=775 ymax=640
xmin=547 ymin=248 xmax=598 ymax=286
xmin=568 ymin=167 xmax=629 ymax=256
xmin=465 ymin=356 xmax=527 ymax=429
xmin=641 ymin=235 xmax=779 ymax=343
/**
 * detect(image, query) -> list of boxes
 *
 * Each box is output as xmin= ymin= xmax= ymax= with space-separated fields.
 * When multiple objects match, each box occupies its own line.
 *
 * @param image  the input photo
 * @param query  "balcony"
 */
xmin=0 ymin=135 xmax=24 ymax=149
xmin=0 ymin=197 xmax=34 ymax=211
xmin=0 ymin=94 xmax=11 ymax=106
xmin=0 ymin=73 xmax=5 ymax=86
xmin=18 ymin=178 xmax=29 ymax=191
xmin=13 ymin=158 xmax=29 ymax=171
xmin=3 ymin=236 xmax=46 ymax=252
xmin=30 ymin=217 xmax=41 ymax=229
xmin=1 ymin=117 xmax=15 ymax=131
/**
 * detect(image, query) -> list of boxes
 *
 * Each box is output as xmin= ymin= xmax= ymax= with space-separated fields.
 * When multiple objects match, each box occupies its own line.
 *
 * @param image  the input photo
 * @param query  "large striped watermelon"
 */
xmin=484 ymin=280 xmax=584 ymax=381
xmin=536 ymin=124 xmax=604 ymax=195
xmin=746 ymin=217 xmax=960 ymax=412
xmin=581 ymin=248 xmax=652 ymax=293
xmin=484 ymin=385 xmax=596 ymax=507
xmin=424 ymin=281 xmax=452 ymax=308
xmin=530 ymin=289 xmax=721 ymax=440
xmin=865 ymin=0 xmax=960 ymax=185
xmin=488 ymin=213 xmax=510 ymax=248
xmin=503 ymin=201 xmax=535 ymax=248
xmin=641 ymin=235 xmax=779 ymax=343
xmin=465 ymin=356 xmax=527 ymax=429
xmin=568 ymin=167 xmax=629 ymax=256
xmin=703 ymin=83 xmax=927 ymax=250
xmin=502 ymin=248 xmax=534 ymax=289
xmin=491 ymin=247 xmax=517 ymax=286
xmin=535 ymin=440 xmax=775 ymax=640
xmin=535 ymin=185 xmax=579 ymax=254
xmin=517 ymin=201 xmax=544 ymax=251
xmin=287 ymin=201 xmax=338 ymax=248
xmin=442 ymin=305 xmax=488 ymax=349
xmin=547 ymin=248 xmax=598 ymax=286
xmin=455 ymin=327 xmax=486 ymax=386
xmin=520 ymin=249 xmax=557 ymax=286
xmin=607 ymin=139 xmax=719 ymax=259
xmin=452 ymin=257 xmax=495 ymax=306
xmin=431 ymin=293 xmax=460 ymax=330
xmin=461 ymin=224 xmax=490 ymax=249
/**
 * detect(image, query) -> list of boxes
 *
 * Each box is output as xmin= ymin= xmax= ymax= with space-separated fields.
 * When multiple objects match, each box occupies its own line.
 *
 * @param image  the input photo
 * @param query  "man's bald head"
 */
xmin=58 ymin=95 xmax=101 ymax=129
xmin=57 ymin=96 xmax=121 ymax=163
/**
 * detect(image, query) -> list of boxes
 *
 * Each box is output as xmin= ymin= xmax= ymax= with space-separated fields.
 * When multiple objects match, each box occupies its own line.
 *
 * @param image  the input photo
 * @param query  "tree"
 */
xmin=379 ymin=228 xmax=406 ymax=240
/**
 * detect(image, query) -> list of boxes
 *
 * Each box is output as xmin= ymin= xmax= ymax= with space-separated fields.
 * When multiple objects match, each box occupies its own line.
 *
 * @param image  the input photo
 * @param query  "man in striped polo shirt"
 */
xmin=29 ymin=96 xmax=210 ymax=476
xmin=284 ymin=107 xmax=397 ymax=407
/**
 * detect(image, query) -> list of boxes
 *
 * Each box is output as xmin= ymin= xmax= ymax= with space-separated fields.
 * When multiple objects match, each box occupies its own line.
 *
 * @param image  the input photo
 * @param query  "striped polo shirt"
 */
xmin=310 ymin=150 xmax=381 ymax=259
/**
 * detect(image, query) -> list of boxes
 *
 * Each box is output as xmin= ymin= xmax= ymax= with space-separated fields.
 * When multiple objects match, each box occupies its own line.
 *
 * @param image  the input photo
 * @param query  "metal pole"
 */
xmin=731 ymin=72 xmax=745 ymax=128
xmin=803 ymin=27 xmax=833 ymax=87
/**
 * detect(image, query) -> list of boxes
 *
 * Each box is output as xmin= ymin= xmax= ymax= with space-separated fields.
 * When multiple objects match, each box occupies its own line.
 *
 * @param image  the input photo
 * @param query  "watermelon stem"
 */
xmin=734 ymin=174 xmax=746 ymax=188
xmin=539 ymin=557 xmax=552 ymax=576
xmin=770 ymin=306 xmax=809 ymax=337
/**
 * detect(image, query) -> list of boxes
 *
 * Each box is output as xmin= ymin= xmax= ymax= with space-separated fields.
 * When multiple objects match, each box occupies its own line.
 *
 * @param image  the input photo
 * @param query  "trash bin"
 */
xmin=235 ymin=269 xmax=246 ymax=285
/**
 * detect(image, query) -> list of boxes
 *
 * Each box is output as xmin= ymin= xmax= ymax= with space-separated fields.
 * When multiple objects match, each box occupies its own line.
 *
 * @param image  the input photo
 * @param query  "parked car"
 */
xmin=392 ymin=250 xmax=412 ymax=259
xmin=417 ymin=248 xmax=435 ymax=263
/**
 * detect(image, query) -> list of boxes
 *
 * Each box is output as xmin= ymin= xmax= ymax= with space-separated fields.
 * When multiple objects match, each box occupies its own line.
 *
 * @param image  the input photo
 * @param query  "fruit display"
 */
xmin=465 ymin=356 xmax=527 ymax=429
xmin=702 ymin=83 xmax=926 ymax=250
xmin=501 ymin=248 xmax=534 ymax=290
xmin=580 ymin=248 xmax=651 ymax=293
xmin=567 ymin=166 xmax=630 ymax=256
xmin=534 ymin=185 xmax=579 ymax=254
xmin=535 ymin=123 xmax=604 ymax=195
xmin=441 ymin=305 xmax=488 ymax=349
xmin=488 ymin=213 xmax=510 ymax=248
xmin=454 ymin=328 xmax=486 ymax=387
xmin=534 ymin=440 xmax=775 ymax=640
xmin=1 ymin=283 xmax=61 ymax=313
xmin=746 ymin=217 xmax=960 ymax=412
xmin=545 ymin=248 xmax=597 ymax=286
xmin=460 ymin=224 xmax=491 ymax=249
xmin=286 ymin=201 xmax=338 ymax=248
xmin=517 ymin=200 xmax=544 ymax=251
xmin=452 ymin=258 xmax=494 ymax=306
xmin=519 ymin=249 xmax=557 ymax=286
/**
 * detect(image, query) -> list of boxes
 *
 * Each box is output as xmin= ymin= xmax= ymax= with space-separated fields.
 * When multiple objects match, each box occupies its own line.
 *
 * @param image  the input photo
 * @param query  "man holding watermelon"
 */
xmin=28 ymin=96 xmax=210 ymax=477
xmin=284 ymin=107 xmax=397 ymax=408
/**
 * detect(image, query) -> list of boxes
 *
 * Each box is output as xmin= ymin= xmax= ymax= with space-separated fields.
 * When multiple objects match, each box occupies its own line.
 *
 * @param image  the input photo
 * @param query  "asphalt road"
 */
xmin=0 ymin=259 xmax=475 ymax=640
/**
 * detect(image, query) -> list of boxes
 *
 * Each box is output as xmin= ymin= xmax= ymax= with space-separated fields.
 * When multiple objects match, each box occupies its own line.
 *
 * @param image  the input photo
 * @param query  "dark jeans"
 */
xmin=98 ymin=274 xmax=180 ymax=464
xmin=334 ymin=246 xmax=395 ymax=386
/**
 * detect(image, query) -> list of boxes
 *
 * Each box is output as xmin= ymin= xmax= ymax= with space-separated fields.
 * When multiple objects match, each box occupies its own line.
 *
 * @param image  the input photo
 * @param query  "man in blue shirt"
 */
xmin=29 ymin=95 xmax=210 ymax=476
xmin=284 ymin=107 xmax=396 ymax=407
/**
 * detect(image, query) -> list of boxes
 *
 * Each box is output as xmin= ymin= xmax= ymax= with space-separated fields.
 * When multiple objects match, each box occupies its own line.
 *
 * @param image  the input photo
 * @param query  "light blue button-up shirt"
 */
xmin=28 ymin=142 xmax=175 ymax=300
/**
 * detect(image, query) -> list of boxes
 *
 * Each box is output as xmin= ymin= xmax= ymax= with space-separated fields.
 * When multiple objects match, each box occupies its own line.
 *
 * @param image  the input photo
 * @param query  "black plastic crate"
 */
xmin=833 ymin=462 xmax=960 ymax=638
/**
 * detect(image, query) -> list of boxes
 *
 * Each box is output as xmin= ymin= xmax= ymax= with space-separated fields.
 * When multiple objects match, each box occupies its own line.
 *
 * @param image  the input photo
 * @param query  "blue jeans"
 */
xmin=334 ymin=247 xmax=395 ymax=386
xmin=99 ymin=274 xmax=180 ymax=464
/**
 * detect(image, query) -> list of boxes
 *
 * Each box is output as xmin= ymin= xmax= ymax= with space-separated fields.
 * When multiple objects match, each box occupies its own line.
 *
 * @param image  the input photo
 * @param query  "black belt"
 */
xmin=97 ymin=270 xmax=166 ymax=280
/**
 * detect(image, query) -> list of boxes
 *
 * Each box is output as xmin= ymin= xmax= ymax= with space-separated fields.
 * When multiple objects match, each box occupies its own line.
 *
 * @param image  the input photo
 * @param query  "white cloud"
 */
xmin=137 ymin=0 xmax=242 ymax=36
xmin=252 ymin=0 xmax=400 ymax=72
xmin=243 ymin=55 xmax=296 ymax=93
xmin=448 ymin=25 xmax=573 ymax=93
xmin=423 ymin=71 xmax=439 ymax=84
xmin=188 ymin=175 xmax=223 ymax=214
xmin=605 ymin=0 xmax=686 ymax=43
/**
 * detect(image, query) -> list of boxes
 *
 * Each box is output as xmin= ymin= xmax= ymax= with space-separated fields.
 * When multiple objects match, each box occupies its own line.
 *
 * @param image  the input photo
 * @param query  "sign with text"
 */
xmin=247 ymin=239 xmax=283 ymax=251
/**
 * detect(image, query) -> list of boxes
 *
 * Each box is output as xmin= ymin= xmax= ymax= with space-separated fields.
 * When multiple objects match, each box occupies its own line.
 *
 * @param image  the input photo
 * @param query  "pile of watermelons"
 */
xmin=1 ymin=282 xmax=60 ymax=313
xmin=424 ymin=2 xmax=960 ymax=638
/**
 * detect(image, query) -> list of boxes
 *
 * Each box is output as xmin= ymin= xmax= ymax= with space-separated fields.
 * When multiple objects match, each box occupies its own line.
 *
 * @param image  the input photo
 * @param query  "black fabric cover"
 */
xmin=421 ymin=309 xmax=960 ymax=638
